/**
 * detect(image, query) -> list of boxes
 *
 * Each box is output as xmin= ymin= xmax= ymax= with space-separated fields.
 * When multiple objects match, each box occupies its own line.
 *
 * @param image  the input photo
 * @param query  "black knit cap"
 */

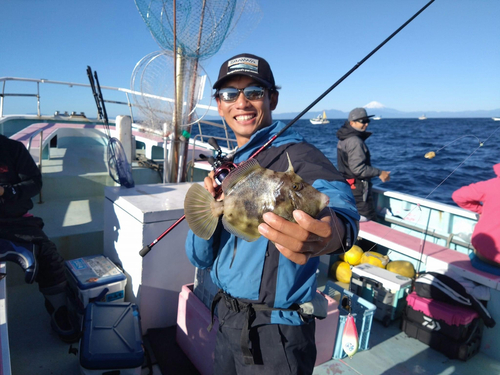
xmin=213 ymin=53 xmax=275 ymax=90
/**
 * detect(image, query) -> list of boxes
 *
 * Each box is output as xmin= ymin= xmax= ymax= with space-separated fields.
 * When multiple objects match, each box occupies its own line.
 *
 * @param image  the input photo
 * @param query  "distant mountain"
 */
xmin=203 ymin=101 xmax=500 ymax=120
xmin=272 ymin=102 xmax=500 ymax=120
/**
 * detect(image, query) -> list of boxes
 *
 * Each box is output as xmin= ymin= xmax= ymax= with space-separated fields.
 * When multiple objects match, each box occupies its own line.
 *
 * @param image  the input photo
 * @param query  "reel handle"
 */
xmin=208 ymin=137 xmax=221 ymax=152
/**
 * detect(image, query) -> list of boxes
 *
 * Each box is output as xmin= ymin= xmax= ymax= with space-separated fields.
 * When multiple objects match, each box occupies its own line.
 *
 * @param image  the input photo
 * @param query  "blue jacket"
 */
xmin=186 ymin=121 xmax=359 ymax=325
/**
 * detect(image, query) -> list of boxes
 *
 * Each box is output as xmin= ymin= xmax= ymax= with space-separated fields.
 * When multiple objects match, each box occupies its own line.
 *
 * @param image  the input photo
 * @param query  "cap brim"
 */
xmin=213 ymin=73 xmax=272 ymax=90
xmin=352 ymin=114 xmax=375 ymax=121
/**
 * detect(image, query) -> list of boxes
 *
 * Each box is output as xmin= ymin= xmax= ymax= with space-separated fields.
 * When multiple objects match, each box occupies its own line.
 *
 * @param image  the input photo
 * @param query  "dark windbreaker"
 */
xmin=336 ymin=121 xmax=381 ymax=180
xmin=0 ymin=135 xmax=42 ymax=218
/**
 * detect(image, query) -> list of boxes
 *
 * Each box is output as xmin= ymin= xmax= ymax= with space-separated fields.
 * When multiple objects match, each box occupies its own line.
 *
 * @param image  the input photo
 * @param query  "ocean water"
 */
xmin=195 ymin=118 xmax=500 ymax=206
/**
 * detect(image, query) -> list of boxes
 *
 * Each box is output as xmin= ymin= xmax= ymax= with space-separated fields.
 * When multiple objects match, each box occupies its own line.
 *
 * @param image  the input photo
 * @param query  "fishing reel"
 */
xmin=199 ymin=137 xmax=237 ymax=186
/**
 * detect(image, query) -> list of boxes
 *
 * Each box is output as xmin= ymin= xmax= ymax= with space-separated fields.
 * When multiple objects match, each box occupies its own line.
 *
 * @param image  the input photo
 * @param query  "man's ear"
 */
xmin=270 ymin=91 xmax=279 ymax=111
xmin=216 ymin=98 xmax=224 ymax=117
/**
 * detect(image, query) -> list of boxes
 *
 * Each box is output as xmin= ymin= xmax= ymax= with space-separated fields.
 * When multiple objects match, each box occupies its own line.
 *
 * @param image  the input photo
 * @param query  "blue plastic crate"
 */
xmin=323 ymin=281 xmax=376 ymax=359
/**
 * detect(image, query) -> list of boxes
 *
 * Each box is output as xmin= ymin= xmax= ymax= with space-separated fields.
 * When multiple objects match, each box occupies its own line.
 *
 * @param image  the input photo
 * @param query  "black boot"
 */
xmin=44 ymin=292 xmax=80 ymax=343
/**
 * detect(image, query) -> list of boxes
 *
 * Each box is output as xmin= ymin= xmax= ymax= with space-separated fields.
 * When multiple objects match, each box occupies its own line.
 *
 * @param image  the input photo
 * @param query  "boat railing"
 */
xmin=383 ymin=215 xmax=472 ymax=249
xmin=373 ymin=186 xmax=477 ymax=252
xmin=0 ymin=77 xmax=133 ymax=120
xmin=25 ymin=128 xmax=45 ymax=203
xmin=195 ymin=119 xmax=236 ymax=150
xmin=0 ymin=77 xmax=218 ymax=127
xmin=373 ymin=186 xmax=477 ymax=219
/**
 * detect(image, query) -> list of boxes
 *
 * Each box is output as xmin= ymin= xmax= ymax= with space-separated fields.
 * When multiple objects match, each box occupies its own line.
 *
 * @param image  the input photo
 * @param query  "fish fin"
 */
xmin=222 ymin=158 xmax=261 ymax=193
xmin=285 ymin=152 xmax=294 ymax=173
xmin=222 ymin=216 xmax=260 ymax=242
xmin=184 ymin=184 xmax=219 ymax=240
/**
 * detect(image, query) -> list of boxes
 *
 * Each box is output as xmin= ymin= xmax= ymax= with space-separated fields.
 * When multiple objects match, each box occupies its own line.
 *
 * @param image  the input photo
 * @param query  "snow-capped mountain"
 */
xmin=363 ymin=101 xmax=386 ymax=109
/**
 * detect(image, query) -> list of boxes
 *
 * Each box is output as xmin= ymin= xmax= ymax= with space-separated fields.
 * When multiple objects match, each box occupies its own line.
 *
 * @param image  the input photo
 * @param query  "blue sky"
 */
xmin=1 ymin=0 xmax=499 ymax=118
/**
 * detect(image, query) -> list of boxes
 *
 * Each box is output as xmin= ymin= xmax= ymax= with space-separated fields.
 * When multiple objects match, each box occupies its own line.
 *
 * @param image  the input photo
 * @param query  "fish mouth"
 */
xmin=234 ymin=114 xmax=256 ymax=122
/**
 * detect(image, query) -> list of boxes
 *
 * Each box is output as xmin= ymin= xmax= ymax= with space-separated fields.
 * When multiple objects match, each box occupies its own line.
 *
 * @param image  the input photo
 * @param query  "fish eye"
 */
xmin=292 ymin=183 xmax=303 ymax=191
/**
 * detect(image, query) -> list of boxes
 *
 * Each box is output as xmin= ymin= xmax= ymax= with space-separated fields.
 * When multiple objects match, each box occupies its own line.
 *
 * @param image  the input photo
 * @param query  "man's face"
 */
xmin=216 ymin=75 xmax=278 ymax=147
xmin=350 ymin=119 xmax=370 ymax=132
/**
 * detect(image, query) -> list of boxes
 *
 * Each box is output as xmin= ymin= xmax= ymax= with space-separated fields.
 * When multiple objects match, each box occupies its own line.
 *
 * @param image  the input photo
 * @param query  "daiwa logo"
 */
xmin=227 ymin=57 xmax=259 ymax=74
xmin=422 ymin=316 xmax=441 ymax=331
xmin=228 ymin=57 xmax=258 ymax=66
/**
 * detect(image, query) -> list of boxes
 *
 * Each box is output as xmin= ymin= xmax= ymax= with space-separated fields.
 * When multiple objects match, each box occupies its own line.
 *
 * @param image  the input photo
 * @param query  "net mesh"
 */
xmin=130 ymin=50 xmax=212 ymax=135
xmin=133 ymin=0 xmax=262 ymax=136
xmin=135 ymin=0 xmax=262 ymax=60
xmin=136 ymin=0 xmax=234 ymax=59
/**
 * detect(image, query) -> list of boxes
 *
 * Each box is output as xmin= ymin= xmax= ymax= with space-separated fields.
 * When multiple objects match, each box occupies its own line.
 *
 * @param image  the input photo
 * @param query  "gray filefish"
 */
xmin=184 ymin=154 xmax=330 ymax=241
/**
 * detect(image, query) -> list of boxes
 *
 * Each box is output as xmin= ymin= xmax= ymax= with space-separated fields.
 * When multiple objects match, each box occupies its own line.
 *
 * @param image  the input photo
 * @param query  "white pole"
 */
xmin=116 ymin=115 xmax=133 ymax=163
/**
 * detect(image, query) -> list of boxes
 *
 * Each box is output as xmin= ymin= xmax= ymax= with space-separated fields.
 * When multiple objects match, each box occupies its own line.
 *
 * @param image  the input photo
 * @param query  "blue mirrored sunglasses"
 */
xmin=217 ymin=86 xmax=266 ymax=102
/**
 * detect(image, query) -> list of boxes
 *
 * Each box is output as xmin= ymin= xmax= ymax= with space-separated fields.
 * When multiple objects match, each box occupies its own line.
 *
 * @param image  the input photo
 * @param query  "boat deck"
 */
xmin=6 ymin=271 xmax=500 ymax=375
xmin=313 ymin=320 xmax=500 ymax=375
xmin=3 ymin=121 xmax=500 ymax=374
xmin=5 ymin=273 xmax=164 ymax=375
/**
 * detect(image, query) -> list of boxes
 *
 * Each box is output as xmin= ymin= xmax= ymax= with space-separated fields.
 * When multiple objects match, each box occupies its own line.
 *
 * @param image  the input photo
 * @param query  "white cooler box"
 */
xmin=350 ymin=263 xmax=412 ymax=326
xmin=65 ymin=255 xmax=127 ymax=312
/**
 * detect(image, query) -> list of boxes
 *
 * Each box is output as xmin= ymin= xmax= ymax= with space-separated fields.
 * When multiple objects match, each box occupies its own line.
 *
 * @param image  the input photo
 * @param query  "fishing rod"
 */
xmin=87 ymin=66 xmax=135 ymax=188
xmin=86 ymin=66 xmax=108 ymax=126
xmin=139 ymin=0 xmax=436 ymax=257
xmin=248 ymin=0 xmax=435 ymax=159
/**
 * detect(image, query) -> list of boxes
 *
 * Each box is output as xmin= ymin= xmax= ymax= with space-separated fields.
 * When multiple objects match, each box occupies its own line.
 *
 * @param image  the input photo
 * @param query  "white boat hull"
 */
xmin=309 ymin=119 xmax=330 ymax=125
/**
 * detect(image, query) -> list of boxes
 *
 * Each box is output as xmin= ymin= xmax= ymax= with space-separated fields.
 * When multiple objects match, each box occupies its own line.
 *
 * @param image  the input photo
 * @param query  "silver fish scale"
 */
xmin=221 ymin=164 xmax=328 ymax=241
xmin=184 ymin=155 xmax=329 ymax=242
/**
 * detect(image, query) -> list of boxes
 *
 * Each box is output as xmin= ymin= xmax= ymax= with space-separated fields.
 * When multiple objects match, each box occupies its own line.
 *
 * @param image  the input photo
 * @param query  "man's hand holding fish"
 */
xmin=203 ymin=171 xmax=224 ymax=200
xmin=258 ymin=207 xmax=346 ymax=265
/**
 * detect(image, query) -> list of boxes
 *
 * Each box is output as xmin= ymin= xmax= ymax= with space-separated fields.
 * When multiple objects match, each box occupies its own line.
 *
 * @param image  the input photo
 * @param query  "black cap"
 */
xmin=213 ymin=53 xmax=276 ymax=90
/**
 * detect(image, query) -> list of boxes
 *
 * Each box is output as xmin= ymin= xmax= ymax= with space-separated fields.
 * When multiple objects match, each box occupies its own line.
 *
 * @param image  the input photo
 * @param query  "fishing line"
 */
xmin=362 ymin=126 xmax=499 ymax=275
xmin=424 ymin=143 xmax=483 ymax=201
xmin=422 ymin=122 xmax=500 ymax=198
xmin=249 ymin=0 xmax=436 ymax=159
xmin=432 ymin=134 xmax=483 ymax=155
xmin=140 ymin=0 xmax=437 ymax=257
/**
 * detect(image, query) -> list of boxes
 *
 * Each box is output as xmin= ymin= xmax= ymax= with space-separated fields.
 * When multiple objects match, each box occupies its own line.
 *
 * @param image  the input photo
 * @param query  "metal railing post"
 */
xmin=37 ymin=82 xmax=41 ymax=116
xmin=38 ymin=130 xmax=44 ymax=203
xmin=0 ymin=80 xmax=5 ymax=118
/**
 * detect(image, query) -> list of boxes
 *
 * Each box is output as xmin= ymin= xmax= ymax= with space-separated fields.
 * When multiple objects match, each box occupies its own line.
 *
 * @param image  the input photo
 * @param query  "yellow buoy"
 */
xmin=360 ymin=251 xmax=390 ymax=268
xmin=386 ymin=260 xmax=416 ymax=278
xmin=330 ymin=261 xmax=352 ymax=283
xmin=343 ymin=245 xmax=364 ymax=266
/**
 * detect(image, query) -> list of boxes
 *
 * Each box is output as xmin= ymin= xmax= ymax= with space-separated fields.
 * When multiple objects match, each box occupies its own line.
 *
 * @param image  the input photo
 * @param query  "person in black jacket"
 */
xmin=336 ymin=107 xmax=391 ymax=221
xmin=0 ymin=134 xmax=78 ymax=342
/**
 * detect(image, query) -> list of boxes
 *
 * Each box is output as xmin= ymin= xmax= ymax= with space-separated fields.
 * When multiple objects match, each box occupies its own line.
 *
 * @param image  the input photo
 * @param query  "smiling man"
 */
xmin=214 ymin=54 xmax=278 ymax=146
xmin=185 ymin=53 xmax=359 ymax=374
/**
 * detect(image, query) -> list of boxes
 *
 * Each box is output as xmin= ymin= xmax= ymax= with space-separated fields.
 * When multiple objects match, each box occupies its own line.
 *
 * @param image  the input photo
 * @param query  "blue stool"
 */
xmin=469 ymin=252 xmax=500 ymax=276
xmin=0 ymin=238 xmax=38 ymax=283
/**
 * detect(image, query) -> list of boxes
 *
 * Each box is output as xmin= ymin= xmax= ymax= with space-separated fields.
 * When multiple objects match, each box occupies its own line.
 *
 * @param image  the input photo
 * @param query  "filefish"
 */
xmin=184 ymin=154 xmax=330 ymax=241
